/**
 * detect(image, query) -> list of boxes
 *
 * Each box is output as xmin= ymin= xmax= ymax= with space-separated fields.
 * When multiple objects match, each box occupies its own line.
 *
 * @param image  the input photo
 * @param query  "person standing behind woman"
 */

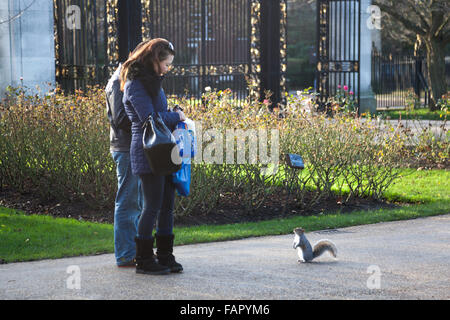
xmin=120 ymin=38 xmax=186 ymax=275
xmin=106 ymin=65 xmax=139 ymax=267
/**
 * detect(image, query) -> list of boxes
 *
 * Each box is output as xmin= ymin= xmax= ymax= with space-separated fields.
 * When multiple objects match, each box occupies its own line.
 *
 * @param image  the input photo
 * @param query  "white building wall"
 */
xmin=327 ymin=0 xmax=379 ymax=113
xmin=0 ymin=0 xmax=55 ymax=98
xmin=359 ymin=0 xmax=378 ymax=113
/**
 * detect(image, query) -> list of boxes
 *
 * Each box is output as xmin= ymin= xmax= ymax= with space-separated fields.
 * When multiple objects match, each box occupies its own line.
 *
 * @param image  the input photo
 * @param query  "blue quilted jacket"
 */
xmin=122 ymin=79 xmax=180 ymax=175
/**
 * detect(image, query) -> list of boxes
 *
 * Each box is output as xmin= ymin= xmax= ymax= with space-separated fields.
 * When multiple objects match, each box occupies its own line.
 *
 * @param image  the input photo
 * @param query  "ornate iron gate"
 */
xmin=53 ymin=0 xmax=112 ymax=92
xmin=142 ymin=0 xmax=254 ymax=102
xmin=316 ymin=0 xmax=361 ymax=112
xmin=53 ymin=0 xmax=287 ymax=103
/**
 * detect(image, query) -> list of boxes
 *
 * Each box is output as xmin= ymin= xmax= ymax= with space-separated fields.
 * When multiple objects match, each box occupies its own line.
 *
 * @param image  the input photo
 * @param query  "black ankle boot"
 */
xmin=134 ymin=237 xmax=171 ymax=275
xmin=156 ymin=234 xmax=183 ymax=273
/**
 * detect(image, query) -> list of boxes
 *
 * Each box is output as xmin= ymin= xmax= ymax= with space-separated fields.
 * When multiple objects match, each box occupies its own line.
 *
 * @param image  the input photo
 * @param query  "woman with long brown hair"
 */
xmin=121 ymin=38 xmax=186 ymax=275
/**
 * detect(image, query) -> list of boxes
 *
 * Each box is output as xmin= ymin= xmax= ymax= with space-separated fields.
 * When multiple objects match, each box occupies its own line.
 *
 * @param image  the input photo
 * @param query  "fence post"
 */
xmin=118 ymin=0 xmax=142 ymax=63
xmin=260 ymin=0 xmax=281 ymax=107
xmin=414 ymin=57 xmax=421 ymax=102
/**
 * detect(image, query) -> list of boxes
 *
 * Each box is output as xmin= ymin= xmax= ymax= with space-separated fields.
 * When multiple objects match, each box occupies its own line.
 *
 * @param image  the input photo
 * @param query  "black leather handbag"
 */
xmin=142 ymin=112 xmax=182 ymax=176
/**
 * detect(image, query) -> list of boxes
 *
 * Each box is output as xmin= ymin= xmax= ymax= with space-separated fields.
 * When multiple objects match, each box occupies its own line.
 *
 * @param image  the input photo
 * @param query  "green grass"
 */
xmin=1 ymin=169 xmax=449 ymax=263
xmin=0 ymin=208 xmax=113 ymax=262
xmin=383 ymin=169 xmax=449 ymax=204
xmin=374 ymin=108 xmax=448 ymax=120
xmin=174 ymin=200 xmax=449 ymax=245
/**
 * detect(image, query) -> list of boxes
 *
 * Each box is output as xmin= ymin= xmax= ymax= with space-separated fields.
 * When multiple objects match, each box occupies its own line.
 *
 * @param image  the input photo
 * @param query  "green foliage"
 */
xmin=170 ymin=88 xmax=410 ymax=216
xmin=375 ymin=107 xmax=448 ymax=121
xmin=0 ymin=85 xmax=447 ymax=220
xmin=329 ymin=85 xmax=357 ymax=113
xmin=436 ymin=93 xmax=450 ymax=111
xmin=0 ymin=85 xmax=115 ymax=208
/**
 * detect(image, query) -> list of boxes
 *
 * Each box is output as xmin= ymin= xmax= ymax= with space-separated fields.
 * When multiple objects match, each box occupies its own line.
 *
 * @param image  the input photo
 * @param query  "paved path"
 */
xmin=1 ymin=214 xmax=449 ymax=300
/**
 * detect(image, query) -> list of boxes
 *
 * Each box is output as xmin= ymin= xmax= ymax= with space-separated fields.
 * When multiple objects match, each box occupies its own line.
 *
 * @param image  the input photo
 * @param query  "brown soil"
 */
xmin=0 ymin=188 xmax=400 ymax=227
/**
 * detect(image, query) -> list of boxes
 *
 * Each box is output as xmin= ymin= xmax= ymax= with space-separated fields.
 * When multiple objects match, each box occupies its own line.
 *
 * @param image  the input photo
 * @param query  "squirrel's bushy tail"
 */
xmin=312 ymin=240 xmax=337 ymax=259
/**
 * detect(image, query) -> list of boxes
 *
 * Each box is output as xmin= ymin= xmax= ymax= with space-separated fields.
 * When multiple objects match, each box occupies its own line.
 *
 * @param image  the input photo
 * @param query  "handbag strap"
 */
xmin=142 ymin=112 xmax=160 ymax=129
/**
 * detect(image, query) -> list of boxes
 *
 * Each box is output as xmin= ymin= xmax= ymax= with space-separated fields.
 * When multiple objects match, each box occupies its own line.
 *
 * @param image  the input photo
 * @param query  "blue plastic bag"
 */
xmin=172 ymin=122 xmax=196 ymax=196
xmin=173 ymin=121 xmax=197 ymax=158
xmin=172 ymin=162 xmax=191 ymax=196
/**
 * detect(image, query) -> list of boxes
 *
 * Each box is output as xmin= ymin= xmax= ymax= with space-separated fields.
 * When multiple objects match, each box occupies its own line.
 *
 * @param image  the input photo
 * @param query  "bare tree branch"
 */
xmin=0 ymin=0 xmax=38 ymax=25
xmin=374 ymin=1 xmax=427 ymax=36
xmin=434 ymin=15 xmax=449 ymax=38
xmin=405 ymin=1 xmax=430 ymax=32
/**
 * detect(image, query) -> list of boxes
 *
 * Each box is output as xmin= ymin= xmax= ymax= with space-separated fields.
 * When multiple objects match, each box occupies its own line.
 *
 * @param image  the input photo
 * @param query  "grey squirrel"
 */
xmin=293 ymin=227 xmax=337 ymax=262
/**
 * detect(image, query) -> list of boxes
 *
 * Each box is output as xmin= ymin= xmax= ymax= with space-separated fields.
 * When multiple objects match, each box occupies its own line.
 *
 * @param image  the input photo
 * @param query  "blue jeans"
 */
xmin=111 ymin=151 xmax=142 ymax=266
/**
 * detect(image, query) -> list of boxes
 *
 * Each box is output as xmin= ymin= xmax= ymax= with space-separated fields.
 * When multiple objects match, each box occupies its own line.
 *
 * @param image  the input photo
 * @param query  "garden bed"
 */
xmin=0 ymin=187 xmax=399 ymax=227
xmin=0 ymin=86 xmax=447 ymax=228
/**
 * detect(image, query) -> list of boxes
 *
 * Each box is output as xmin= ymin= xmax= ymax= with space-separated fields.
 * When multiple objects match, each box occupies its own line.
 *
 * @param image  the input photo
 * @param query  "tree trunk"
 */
xmin=424 ymin=36 xmax=447 ymax=111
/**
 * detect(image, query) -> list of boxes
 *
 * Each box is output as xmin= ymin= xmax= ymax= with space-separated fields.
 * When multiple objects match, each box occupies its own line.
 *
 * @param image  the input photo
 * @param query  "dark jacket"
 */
xmin=122 ymin=79 xmax=180 ymax=175
xmin=106 ymin=64 xmax=132 ymax=152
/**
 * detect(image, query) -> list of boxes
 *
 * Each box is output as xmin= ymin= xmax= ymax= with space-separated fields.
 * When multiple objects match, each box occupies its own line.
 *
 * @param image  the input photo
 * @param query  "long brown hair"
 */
xmin=120 ymin=38 xmax=175 ymax=92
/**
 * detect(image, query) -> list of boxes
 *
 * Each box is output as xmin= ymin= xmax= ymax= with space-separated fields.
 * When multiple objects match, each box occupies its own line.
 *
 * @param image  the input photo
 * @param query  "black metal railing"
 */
xmin=142 ymin=0 xmax=252 ymax=104
xmin=371 ymin=50 xmax=430 ymax=109
xmin=54 ymin=0 xmax=253 ymax=101
xmin=53 ymin=0 xmax=110 ymax=92
xmin=316 ymin=0 xmax=361 ymax=112
xmin=53 ymin=0 xmax=288 ymax=104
